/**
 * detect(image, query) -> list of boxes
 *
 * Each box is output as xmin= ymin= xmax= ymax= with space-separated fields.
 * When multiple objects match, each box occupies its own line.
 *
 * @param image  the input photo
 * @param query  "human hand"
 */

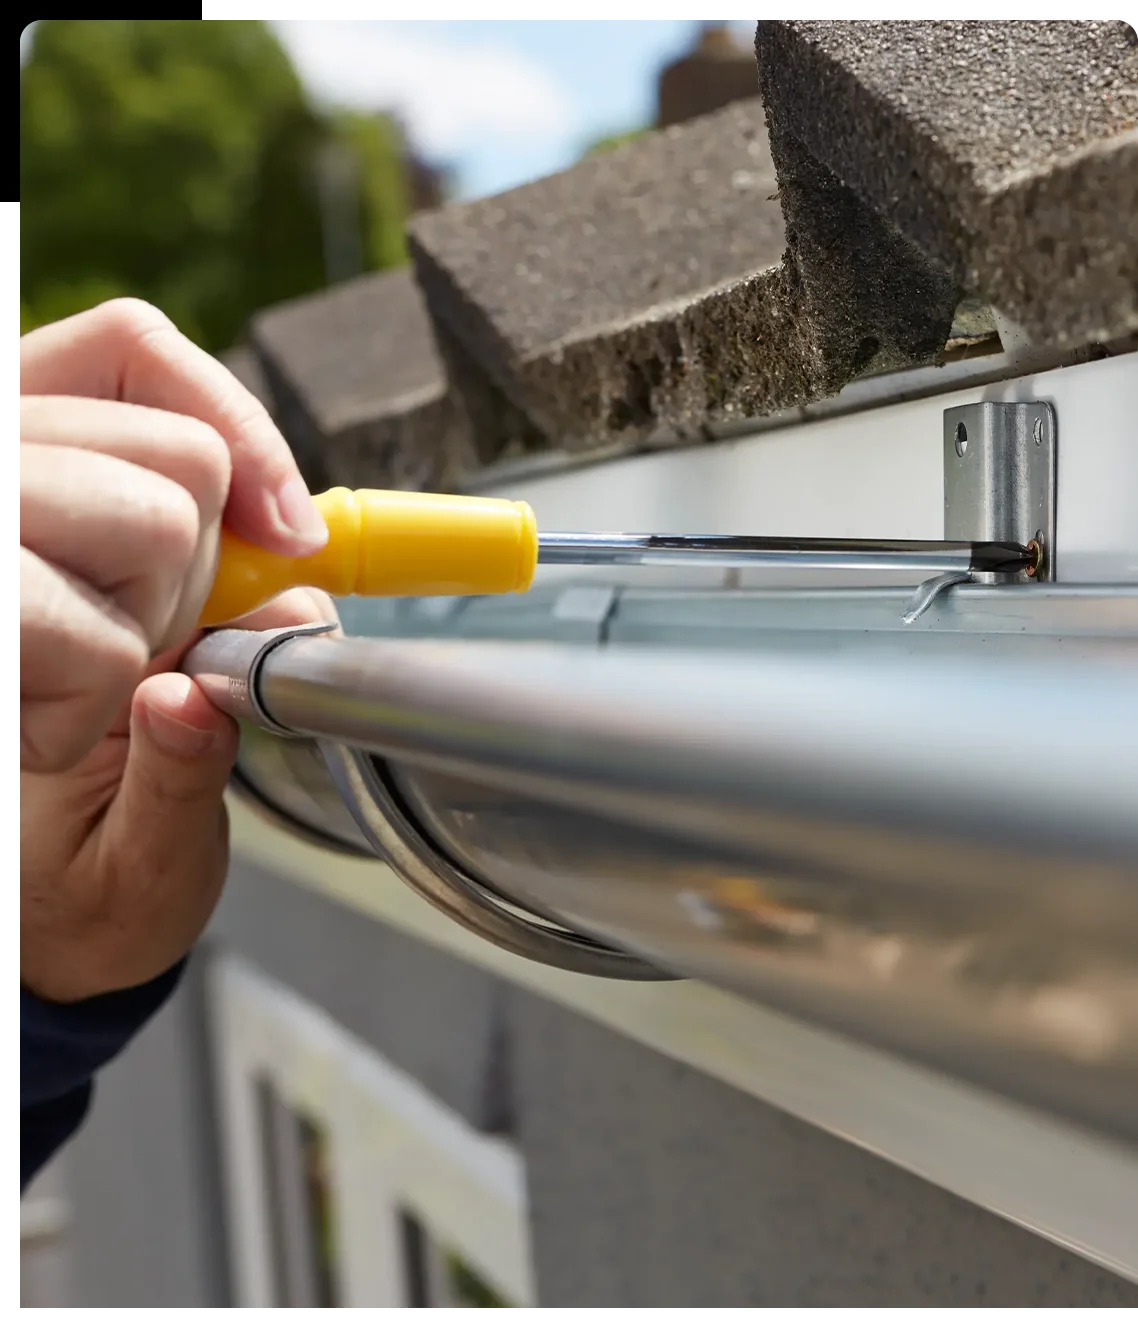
xmin=20 ymin=589 xmax=340 ymax=1004
xmin=20 ymin=299 xmax=335 ymax=1003
xmin=21 ymin=298 xmax=328 ymax=774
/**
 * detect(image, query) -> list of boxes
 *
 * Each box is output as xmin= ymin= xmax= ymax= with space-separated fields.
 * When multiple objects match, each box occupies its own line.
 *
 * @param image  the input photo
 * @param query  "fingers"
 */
xmin=131 ymin=671 xmax=239 ymax=768
xmin=21 ymin=442 xmax=201 ymax=648
xmin=20 ymin=395 xmax=231 ymax=514
xmin=20 ymin=398 xmax=232 ymax=647
xmin=20 ymin=396 xmax=236 ymax=770
xmin=20 ymin=548 xmax=149 ymax=772
xmin=20 ymin=299 xmax=327 ymax=557
xmin=114 ymin=672 xmax=237 ymax=919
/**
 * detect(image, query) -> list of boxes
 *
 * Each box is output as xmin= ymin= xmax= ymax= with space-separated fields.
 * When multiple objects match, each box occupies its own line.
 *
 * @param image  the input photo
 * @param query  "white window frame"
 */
xmin=207 ymin=952 xmax=536 ymax=1308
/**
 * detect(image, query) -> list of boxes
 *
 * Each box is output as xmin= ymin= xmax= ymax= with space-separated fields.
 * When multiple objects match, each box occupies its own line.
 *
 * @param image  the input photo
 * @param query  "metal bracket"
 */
xmin=944 ymin=400 xmax=1056 ymax=584
xmin=902 ymin=402 xmax=1056 ymax=624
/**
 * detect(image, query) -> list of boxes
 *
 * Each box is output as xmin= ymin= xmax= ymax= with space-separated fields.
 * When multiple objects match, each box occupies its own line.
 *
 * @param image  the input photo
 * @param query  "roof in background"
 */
xmin=230 ymin=20 xmax=1138 ymax=494
xmin=407 ymin=99 xmax=796 ymax=452
xmin=247 ymin=268 xmax=475 ymax=492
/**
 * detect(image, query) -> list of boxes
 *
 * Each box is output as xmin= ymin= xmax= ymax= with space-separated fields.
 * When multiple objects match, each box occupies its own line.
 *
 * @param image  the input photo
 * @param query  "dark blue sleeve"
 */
xmin=21 ymin=960 xmax=187 ymax=1191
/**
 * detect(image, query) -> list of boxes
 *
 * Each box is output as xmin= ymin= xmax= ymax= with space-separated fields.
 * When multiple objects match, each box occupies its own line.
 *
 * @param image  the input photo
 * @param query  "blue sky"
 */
xmin=21 ymin=20 xmax=758 ymax=201
xmin=271 ymin=20 xmax=758 ymax=199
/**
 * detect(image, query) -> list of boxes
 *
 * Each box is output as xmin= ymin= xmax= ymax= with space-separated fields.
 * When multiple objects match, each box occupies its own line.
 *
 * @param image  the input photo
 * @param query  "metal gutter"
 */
xmin=188 ymin=608 xmax=1138 ymax=1147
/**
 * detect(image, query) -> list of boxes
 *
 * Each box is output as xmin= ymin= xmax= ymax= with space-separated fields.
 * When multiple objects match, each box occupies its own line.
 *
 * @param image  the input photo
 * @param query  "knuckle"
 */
xmin=134 ymin=474 xmax=202 ymax=572
xmin=100 ymin=622 xmax=151 ymax=689
xmin=96 ymin=297 xmax=172 ymax=342
xmin=176 ymin=418 xmax=232 ymax=511
xmin=226 ymin=394 xmax=290 ymax=473
xmin=150 ymin=771 xmax=218 ymax=811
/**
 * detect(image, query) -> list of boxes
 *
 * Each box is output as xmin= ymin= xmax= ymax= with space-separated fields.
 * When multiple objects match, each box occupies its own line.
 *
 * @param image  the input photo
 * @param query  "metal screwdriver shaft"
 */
xmin=537 ymin=534 xmax=1037 ymax=577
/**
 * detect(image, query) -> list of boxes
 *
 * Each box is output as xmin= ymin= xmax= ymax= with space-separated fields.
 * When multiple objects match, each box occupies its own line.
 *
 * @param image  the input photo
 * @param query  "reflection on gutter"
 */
xmin=675 ymin=878 xmax=820 ymax=940
xmin=234 ymin=725 xmax=372 ymax=857
xmin=390 ymin=760 xmax=1138 ymax=1147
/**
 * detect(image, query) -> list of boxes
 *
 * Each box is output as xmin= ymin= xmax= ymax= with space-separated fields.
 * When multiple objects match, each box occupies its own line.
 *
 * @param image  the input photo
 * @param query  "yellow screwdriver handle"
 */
xmin=199 ymin=487 xmax=539 ymax=627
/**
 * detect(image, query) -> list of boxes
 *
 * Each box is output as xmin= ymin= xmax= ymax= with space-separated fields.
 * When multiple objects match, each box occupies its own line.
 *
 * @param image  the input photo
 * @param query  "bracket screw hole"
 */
xmin=1033 ymin=416 xmax=1044 ymax=446
xmin=954 ymin=422 xmax=968 ymax=458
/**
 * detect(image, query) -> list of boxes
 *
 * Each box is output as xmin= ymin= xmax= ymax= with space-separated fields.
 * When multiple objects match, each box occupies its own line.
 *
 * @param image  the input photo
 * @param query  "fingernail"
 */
xmin=273 ymin=477 xmax=328 ymax=551
xmin=143 ymin=705 xmax=219 ymax=757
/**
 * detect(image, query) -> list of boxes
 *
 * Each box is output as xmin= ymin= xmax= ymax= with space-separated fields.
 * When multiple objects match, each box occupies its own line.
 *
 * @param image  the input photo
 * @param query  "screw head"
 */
xmin=954 ymin=422 xmax=968 ymax=458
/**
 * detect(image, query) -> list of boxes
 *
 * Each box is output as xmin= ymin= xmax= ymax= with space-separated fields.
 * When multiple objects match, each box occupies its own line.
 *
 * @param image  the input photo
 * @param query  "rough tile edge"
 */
xmin=754 ymin=20 xmax=970 ymax=278
xmin=515 ymin=265 xmax=828 ymax=451
xmin=405 ymin=231 xmax=578 ymax=472
xmin=429 ymin=315 xmax=551 ymax=472
xmin=251 ymin=334 xmax=476 ymax=495
xmin=975 ymin=130 xmax=1138 ymax=349
xmin=246 ymin=269 xmax=492 ymax=493
xmin=406 ymin=97 xmax=790 ymax=453
xmin=754 ymin=20 xmax=1138 ymax=350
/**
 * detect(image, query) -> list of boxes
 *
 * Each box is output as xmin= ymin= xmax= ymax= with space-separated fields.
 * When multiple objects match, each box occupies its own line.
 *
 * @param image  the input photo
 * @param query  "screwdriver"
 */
xmin=198 ymin=486 xmax=1038 ymax=627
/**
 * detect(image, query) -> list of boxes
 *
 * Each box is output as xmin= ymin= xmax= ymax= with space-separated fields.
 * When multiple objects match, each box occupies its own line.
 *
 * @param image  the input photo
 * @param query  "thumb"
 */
xmin=113 ymin=672 xmax=238 ymax=869
xmin=74 ymin=674 xmax=238 ymax=999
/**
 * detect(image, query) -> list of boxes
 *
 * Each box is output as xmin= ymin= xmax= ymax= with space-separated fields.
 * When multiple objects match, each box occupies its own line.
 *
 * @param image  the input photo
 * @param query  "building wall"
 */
xmin=42 ymin=861 xmax=1138 ymax=1308
xmin=62 ymin=953 xmax=231 ymax=1307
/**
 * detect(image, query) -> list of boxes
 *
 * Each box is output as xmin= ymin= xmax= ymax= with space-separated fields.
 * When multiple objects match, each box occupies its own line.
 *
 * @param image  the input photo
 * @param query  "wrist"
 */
xmin=21 ymin=939 xmax=167 ymax=1006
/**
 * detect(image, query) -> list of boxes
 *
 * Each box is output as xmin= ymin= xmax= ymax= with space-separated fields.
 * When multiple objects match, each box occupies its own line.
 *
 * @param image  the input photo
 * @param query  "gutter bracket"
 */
xmin=944 ymin=400 xmax=1056 ymax=584
xmin=903 ymin=401 xmax=1055 ymax=624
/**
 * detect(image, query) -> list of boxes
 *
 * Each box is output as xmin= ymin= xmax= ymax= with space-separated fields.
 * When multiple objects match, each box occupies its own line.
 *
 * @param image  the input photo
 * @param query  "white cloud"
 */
xmin=272 ymin=20 xmax=577 ymax=160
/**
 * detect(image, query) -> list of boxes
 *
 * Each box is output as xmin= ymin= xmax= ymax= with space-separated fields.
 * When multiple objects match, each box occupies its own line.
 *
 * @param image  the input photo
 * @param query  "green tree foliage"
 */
xmin=234 ymin=105 xmax=413 ymax=317
xmin=234 ymin=100 xmax=331 ymax=318
xmin=334 ymin=110 xmax=410 ymax=274
xmin=21 ymin=20 xmax=417 ymax=352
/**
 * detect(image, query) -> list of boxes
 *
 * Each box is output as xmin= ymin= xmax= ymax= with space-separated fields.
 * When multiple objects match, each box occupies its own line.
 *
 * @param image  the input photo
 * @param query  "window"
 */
xmin=209 ymin=954 xmax=535 ymax=1307
xmin=399 ymin=1209 xmax=514 ymax=1308
xmin=255 ymin=1080 xmax=340 ymax=1306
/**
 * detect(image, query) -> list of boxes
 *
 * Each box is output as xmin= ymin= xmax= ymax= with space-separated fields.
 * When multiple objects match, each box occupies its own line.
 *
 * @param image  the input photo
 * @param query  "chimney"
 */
xmin=655 ymin=23 xmax=760 ymax=129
